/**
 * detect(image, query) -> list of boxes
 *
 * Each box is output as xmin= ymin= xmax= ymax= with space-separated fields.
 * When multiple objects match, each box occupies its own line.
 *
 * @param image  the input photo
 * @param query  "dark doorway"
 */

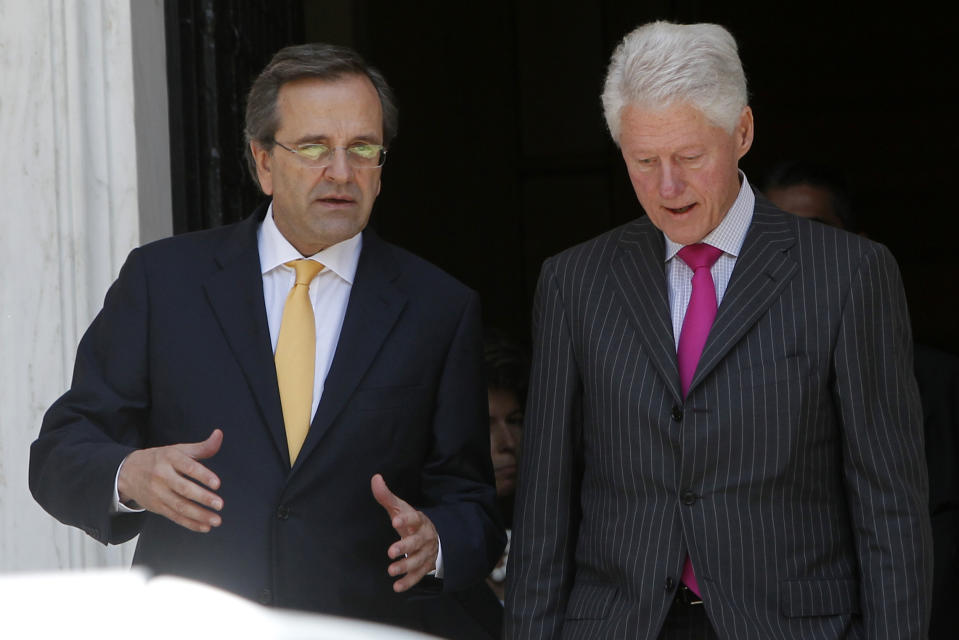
xmin=165 ymin=0 xmax=959 ymax=355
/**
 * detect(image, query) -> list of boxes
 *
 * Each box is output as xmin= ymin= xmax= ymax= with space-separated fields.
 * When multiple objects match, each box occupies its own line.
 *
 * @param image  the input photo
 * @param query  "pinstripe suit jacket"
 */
xmin=504 ymin=197 xmax=933 ymax=639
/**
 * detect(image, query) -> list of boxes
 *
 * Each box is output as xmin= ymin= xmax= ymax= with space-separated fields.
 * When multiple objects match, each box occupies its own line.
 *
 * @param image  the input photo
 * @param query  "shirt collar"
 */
xmin=664 ymin=171 xmax=756 ymax=261
xmin=257 ymin=202 xmax=362 ymax=284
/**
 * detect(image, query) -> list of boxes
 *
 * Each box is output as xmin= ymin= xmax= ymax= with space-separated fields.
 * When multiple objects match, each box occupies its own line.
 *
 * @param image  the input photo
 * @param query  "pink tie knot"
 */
xmin=677 ymin=243 xmax=722 ymax=271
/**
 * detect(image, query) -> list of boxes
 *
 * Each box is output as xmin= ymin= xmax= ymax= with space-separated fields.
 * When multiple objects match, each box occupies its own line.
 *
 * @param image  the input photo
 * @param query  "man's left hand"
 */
xmin=371 ymin=473 xmax=439 ymax=592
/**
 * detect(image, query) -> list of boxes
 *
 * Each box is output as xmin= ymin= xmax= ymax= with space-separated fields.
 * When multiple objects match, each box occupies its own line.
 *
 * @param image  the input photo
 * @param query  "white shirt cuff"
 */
xmin=112 ymin=456 xmax=144 ymax=514
xmin=431 ymin=539 xmax=444 ymax=579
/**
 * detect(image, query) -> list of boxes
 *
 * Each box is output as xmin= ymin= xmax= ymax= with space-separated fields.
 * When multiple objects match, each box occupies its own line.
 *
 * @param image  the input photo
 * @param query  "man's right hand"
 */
xmin=117 ymin=429 xmax=224 ymax=533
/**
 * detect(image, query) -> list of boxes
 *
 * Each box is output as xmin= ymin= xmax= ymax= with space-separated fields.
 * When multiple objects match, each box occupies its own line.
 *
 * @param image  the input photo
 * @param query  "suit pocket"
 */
xmin=780 ymin=578 xmax=861 ymax=617
xmin=735 ymin=353 xmax=809 ymax=389
xmin=564 ymin=582 xmax=618 ymax=621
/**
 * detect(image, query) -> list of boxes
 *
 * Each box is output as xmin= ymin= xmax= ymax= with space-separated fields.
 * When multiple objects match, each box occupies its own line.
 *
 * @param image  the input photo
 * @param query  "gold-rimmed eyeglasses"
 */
xmin=272 ymin=140 xmax=387 ymax=169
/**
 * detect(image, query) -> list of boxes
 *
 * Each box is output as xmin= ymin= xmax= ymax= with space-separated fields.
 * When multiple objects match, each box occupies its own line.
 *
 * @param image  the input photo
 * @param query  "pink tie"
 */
xmin=676 ymin=242 xmax=723 ymax=597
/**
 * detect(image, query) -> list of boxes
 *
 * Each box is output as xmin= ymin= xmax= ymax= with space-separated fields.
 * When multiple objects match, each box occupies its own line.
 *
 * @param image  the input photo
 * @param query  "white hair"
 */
xmin=601 ymin=21 xmax=748 ymax=144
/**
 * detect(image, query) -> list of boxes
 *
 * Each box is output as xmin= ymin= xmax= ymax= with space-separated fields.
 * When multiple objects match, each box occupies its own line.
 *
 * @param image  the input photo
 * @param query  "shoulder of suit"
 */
xmin=546 ymin=218 xmax=649 ymax=266
xmin=137 ymin=219 xmax=245 ymax=257
xmin=363 ymin=230 xmax=478 ymax=298
xmin=135 ymin=202 xmax=268 ymax=261
xmin=753 ymin=195 xmax=887 ymax=262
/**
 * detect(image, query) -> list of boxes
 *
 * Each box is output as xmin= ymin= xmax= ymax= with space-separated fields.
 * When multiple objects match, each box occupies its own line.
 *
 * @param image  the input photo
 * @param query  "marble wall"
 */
xmin=0 ymin=0 xmax=170 ymax=571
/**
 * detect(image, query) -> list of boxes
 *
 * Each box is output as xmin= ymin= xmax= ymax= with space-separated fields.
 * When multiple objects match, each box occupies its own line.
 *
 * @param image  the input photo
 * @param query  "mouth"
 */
xmin=665 ymin=203 xmax=696 ymax=214
xmin=316 ymin=194 xmax=356 ymax=207
xmin=495 ymin=464 xmax=517 ymax=476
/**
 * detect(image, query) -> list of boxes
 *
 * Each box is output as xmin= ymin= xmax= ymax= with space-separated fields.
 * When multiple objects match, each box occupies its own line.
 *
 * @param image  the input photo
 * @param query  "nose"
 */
xmin=323 ymin=147 xmax=354 ymax=183
xmin=494 ymin=421 xmax=517 ymax=451
xmin=658 ymin=161 xmax=685 ymax=199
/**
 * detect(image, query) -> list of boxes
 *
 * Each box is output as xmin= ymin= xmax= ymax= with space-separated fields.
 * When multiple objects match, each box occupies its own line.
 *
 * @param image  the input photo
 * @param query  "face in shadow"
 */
xmin=765 ymin=183 xmax=846 ymax=230
xmin=488 ymin=387 xmax=523 ymax=498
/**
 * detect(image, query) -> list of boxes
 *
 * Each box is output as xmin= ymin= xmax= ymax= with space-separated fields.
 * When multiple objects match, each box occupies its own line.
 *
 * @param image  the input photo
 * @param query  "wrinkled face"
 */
xmin=766 ymin=183 xmax=845 ymax=229
xmin=251 ymin=74 xmax=383 ymax=255
xmin=619 ymin=102 xmax=753 ymax=245
xmin=488 ymin=388 xmax=523 ymax=497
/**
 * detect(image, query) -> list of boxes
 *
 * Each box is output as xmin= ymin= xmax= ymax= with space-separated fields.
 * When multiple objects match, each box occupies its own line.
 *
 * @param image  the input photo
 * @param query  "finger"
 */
xmin=159 ymin=493 xmax=222 ymax=531
xmin=387 ymin=522 xmax=429 ymax=559
xmin=180 ymin=428 xmax=224 ymax=461
xmin=388 ymin=545 xmax=430 ymax=576
xmin=147 ymin=467 xmax=223 ymax=528
xmin=390 ymin=510 xmax=424 ymax=536
xmin=392 ymin=561 xmax=432 ymax=592
xmin=371 ymin=473 xmax=410 ymax=518
xmin=168 ymin=469 xmax=224 ymax=512
xmin=157 ymin=500 xmax=221 ymax=533
xmin=389 ymin=535 xmax=438 ymax=568
xmin=169 ymin=450 xmax=221 ymax=492
xmin=171 ymin=429 xmax=222 ymax=462
xmin=138 ymin=471 xmax=222 ymax=532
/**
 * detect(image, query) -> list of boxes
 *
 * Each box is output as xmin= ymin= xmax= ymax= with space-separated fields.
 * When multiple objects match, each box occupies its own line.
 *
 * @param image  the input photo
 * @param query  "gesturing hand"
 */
xmin=117 ymin=429 xmax=224 ymax=533
xmin=371 ymin=473 xmax=439 ymax=592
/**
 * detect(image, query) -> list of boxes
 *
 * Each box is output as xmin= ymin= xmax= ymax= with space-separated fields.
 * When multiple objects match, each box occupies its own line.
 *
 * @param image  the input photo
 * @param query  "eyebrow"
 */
xmin=292 ymin=133 xmax=383 ymax=145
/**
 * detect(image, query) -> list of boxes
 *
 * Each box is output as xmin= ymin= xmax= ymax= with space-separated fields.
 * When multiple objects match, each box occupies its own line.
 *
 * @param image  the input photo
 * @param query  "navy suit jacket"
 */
xmin=504 ymin=197 xmax=933 ymax=639
xmin=30 ymin=202 xmax=505 ymax=633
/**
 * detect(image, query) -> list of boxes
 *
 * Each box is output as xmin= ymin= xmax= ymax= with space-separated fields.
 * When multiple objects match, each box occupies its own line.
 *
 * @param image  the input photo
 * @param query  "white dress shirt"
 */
xmin=665 ymin=172 xmax=756 ymax=348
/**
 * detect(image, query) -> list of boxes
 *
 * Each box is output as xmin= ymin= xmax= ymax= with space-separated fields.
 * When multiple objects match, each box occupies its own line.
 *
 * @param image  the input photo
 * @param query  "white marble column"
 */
xmin=0 ymin=0 xmax=170 ymax=571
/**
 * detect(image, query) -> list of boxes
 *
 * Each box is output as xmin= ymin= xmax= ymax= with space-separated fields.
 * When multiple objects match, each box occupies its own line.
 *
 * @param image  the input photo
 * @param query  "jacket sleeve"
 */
xmin=833 ymin=242 xmax=933 ymax=637
xmin=29 ymin=248 xmax=149 ymax=544
xmin=504 ymin=258 xmax=582 ymax=639
xmin=419 ymin=290 xmax=507 ymax=592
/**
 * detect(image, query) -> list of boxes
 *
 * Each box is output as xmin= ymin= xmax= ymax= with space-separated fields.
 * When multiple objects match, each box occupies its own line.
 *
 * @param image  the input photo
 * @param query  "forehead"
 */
xmin=619 ymin=101 xmax=729 ymax=152
xmin=274 ymin=74 xmax=383 ymax=139
xmin=767 ymin=184 xmax=839 ymax=222
xmin=488 ymin=387 xmax=521 ymax=409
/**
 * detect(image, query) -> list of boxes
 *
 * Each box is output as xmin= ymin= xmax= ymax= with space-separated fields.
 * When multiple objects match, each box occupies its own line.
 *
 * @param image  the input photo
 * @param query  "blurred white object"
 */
xmin=489 ymin=528 xmax=511 ymax=583
xmin=0 ymin=569 xmax=441 ymax=639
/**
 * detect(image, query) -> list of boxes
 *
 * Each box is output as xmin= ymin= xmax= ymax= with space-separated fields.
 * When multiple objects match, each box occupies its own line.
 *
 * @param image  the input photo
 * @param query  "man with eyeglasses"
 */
xmin=30 ymin=43 xmax=505 ymax=638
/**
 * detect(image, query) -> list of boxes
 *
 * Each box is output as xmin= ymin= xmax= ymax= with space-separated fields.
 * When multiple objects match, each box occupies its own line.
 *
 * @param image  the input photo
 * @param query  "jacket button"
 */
xmin=259 ymin=588 xmax=272 ymax=605
xmin=276 ymin=505 xmax=289 ymax=520
xmin=671 ymin=406 xmax=683 ymax=421
xmin=665 ymin=577 xmax=675 ymax=592
xmin=681 ymin=490 xmax=697 ymax=505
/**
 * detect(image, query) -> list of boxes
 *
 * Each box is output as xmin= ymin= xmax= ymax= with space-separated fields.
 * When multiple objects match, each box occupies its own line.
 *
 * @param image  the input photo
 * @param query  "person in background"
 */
xmin=762 ymin=160 xmax=855 ymax=230
xmin=483 ymin=329 xmax=530 ymax=602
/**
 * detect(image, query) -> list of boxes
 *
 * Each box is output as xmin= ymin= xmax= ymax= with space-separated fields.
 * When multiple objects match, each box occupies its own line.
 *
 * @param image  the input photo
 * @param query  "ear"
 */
xmin=735 ymin=106 xmax=754 ymax=160
xmin=251 ymin=141 xmax=275 ymax=195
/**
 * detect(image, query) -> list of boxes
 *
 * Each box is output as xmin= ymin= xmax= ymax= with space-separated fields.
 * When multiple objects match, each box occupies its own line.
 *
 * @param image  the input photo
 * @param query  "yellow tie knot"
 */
xmin=285 ymin=259 xmax=324 ymax=285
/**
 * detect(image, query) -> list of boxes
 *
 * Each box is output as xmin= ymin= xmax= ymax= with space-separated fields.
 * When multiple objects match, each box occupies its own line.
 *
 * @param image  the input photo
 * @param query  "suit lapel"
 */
xmin=202 ymin=203 xmax=289 ymax=462
xmin=293 ymin=230 xmax=407 ymax=469
xmin=610 ymin=218 xmax=683 ymax=403
xmin=691 ymin=201 xmax=798 ymax=394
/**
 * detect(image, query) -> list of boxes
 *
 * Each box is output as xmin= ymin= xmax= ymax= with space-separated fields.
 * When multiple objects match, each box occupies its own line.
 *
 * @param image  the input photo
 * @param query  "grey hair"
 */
xmin=601 ymin=21 xmax=748 ymax=144
xmin=243 ymin=43 xmax=398 ymax=190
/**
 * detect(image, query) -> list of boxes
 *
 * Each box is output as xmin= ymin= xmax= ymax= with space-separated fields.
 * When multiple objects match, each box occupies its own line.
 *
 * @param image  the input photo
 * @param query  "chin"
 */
xmin=663 ymin=225 xmax=709 ymax=246
xmin=310 ymin=219 xmax=366 ymax=247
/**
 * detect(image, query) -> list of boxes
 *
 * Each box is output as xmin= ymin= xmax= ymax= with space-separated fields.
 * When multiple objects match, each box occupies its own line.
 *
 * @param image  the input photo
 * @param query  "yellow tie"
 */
xmin=275 ymin=259 xmax=324 ymax=464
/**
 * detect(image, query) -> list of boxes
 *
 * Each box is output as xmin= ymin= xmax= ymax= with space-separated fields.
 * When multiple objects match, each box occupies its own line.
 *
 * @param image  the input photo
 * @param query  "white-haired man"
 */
xmin=504 ymin=21 xmax=932 ymax=639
